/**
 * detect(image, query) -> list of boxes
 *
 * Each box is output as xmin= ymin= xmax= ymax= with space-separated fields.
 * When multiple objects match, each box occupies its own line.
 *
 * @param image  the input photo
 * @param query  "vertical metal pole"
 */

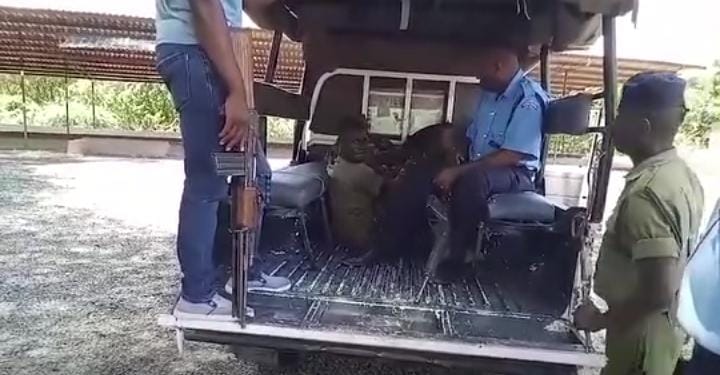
xmin=446 ymin=80 xmax=457 ymax=121
xmin=589 ymin=16 xmax=617 ymax=223
xmin=361 ymin=75 xmax=370 ymax=116
xmin=65 ymin=71 xmax=70 ymax=135
xmin=264 ymin=31 xmax=282 ymax=83
xmin=401 ymin=78 xmax=413 ymax=141
xmin=536 ymin=45 xmax=551 ymax=193
xmin=20 ymin=71 xmax=27 ymax=141
xmin=258 ymin=30 xmax=283 ymax=154
xmin=562 ymin=70 xmax=569 ymax=96
xmin=91 ymin=80 xmax=96 ymax=128
xmin=292 ymin=68 xmax=311 ymax=163
xmin=258 ymin=116 xmax=268 ymax=153
xmin=19 ymin=31 xmax=28 ymax=143
xmin=540 ymin=45 xmax=551 ymax=92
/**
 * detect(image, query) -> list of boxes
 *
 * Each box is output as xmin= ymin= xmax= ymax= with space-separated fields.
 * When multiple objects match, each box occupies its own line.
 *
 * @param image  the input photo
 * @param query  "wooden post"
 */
xmin=64 ymin=71 xmax=70 ymax=135
xmin=91 ymin=79 xmax=96 ymax=127
xmin=19 ymin=31 xmax=28 ymax=143
xmin=20 ymin=70 xmax=27 ymax=141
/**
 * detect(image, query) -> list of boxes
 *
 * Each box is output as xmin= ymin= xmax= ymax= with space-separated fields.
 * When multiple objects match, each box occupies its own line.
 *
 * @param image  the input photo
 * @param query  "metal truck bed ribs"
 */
xmin=255 ymin=243 xmax=570 ymax=317
xmin=180 ymin=242 xmax=590 ymax=357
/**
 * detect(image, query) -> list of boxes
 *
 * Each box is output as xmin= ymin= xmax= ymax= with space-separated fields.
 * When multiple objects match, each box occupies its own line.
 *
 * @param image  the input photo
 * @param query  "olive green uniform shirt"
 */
xmin=595 ymin=149 xmax=704 ymax=375
xmin=328 ymin=158 xmax=384 ymax=250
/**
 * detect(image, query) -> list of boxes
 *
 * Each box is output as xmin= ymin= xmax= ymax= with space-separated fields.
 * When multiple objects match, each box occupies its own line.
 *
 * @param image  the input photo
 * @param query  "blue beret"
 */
xmin=619 ymin=71 xmax=686 ymax=111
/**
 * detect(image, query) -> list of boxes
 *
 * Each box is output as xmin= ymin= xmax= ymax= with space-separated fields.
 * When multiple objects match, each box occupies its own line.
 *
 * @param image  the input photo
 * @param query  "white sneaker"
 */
xmin=174 ymin=294 xmax=254 ymax=321
xmin=225 ymin=273 xmax=292 ymax=294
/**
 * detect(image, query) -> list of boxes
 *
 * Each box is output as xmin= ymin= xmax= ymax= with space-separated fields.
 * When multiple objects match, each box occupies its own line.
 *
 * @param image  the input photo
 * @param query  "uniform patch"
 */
xmin=519 ymin=99 xmax=540 ymax=111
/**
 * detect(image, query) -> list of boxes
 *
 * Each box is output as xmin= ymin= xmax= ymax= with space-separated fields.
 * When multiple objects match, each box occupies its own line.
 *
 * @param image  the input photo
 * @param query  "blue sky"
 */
xmin=2 ymin=0 xmax=718 ymax=66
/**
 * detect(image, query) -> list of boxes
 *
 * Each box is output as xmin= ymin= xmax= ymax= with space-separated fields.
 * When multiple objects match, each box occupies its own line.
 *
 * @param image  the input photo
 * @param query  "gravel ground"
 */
xmin=0 ymin=151 xmax=463 ymax=375
xmin=1 ymin=149 xmax=717 ymax=375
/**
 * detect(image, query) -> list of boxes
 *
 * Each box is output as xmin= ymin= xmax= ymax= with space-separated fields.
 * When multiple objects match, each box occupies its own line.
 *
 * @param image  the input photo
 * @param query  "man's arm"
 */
xmin=435 ymin=96 xmax=542 ymax=190
xmin=578 ymin=257 xmax=678 ymax=332
xmin=455 ymin=149 xmax=523 ymax=173
xmin=605 ymin=192 xmax=681 ymax=330
xmin=190 ymin=0 xmax=249 ymax=150
xmin=604 ymin=257 xmax=678 ymax=331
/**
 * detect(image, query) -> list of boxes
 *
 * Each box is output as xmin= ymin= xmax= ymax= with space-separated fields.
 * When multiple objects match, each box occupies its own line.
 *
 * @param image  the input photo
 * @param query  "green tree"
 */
xmin=267 ymin=117 xmax=295 ymax=144
xmin=0 ymin=75 xmax=72 ymax=105
xmin=682 ymin=63 xmax=720 ymax=146
xmin=97 ymin=82 xmax=177 ymax=132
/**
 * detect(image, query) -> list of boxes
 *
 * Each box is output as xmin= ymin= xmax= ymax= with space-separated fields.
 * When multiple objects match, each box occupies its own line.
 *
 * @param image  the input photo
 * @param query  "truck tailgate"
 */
xmin=160 ymin=281 xmax=604 ymax=368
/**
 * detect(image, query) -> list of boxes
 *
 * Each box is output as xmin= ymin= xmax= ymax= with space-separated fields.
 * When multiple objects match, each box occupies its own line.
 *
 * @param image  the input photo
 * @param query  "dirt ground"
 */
xmin=0 ymin=152 xmax=466 ymax=375
xmin=0 ymin=149 xmax=717 ymax=375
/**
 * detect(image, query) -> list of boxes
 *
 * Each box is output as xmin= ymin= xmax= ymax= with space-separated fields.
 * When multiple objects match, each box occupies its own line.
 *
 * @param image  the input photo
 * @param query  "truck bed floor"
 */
xmin=257 ymin=244 xmax=566 ymax=316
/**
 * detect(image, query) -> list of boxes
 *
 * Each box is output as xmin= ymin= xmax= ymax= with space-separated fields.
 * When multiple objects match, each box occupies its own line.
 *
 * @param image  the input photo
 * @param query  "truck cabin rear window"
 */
xmin=409 ymin=80 xmax=448 ymax=136
xmin=368 ymin=78 xmax=406 ymax=139
xmin=367 ymin=78 xmax=448 ymax=141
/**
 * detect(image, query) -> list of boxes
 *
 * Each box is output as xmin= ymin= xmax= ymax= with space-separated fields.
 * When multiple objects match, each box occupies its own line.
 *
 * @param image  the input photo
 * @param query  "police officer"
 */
xmin=679 ymin=198 xmax=720 ymax=375
xmin=433 ymin=47 xmax=549 ymax=281
xmin=573 ymin=72 xmax=705 ymax=375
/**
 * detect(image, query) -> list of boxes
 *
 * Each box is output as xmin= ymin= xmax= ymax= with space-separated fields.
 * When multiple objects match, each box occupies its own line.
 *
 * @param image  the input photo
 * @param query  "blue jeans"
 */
xmin=156 ymin=44 xmax=271 ymax=303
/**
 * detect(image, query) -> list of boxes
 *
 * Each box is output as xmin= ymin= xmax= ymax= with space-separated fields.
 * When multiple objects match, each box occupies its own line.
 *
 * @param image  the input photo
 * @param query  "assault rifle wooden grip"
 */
xmin=232 ymin=184 xmax=259 ymax=230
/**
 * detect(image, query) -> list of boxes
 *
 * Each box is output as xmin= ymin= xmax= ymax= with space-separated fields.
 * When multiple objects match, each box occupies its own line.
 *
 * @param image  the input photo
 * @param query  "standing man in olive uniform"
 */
xmin=574 ymin=72 xmax=704 ymax=375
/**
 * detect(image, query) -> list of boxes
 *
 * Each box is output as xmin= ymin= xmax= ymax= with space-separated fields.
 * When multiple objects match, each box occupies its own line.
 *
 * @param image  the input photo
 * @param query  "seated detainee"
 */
xmin=433 ymin=47 xmax=549 ymax=281
xmin=366 ymin=135 xmax=406 ymax=178
xmin=328 ymin=119 xmax=384 ymax=253
xmin=345 ymin=123 xmax=461 ymax=265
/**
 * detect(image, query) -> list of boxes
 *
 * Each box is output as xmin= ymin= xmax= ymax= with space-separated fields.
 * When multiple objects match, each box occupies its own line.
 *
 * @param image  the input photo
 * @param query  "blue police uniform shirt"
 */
xmin=155 ymin=0 xmax=243 ymax=45
xmin=465 ymin=69 xmax=549 ymax=171
xmin=678 ymin=199 xmax=720 ymax=355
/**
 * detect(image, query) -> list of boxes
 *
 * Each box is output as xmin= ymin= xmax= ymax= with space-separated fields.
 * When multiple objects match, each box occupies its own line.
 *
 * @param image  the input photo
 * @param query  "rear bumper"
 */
xmin=158 ymin=314 xmax=605 ymax=369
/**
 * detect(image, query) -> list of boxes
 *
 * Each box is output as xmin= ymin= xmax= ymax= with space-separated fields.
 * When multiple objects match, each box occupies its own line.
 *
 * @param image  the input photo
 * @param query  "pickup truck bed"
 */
xmin=160 ymin=235 xmax=603 ymax=370
xmin=250 ymin=241 xmax=578 ymax=344
xmin=159 ymin=199 xmax=604 ymax=370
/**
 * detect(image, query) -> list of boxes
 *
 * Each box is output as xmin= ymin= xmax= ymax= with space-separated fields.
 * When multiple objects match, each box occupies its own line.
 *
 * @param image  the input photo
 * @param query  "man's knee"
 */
xmin=453 ymin=167 xmax=491 ymax=201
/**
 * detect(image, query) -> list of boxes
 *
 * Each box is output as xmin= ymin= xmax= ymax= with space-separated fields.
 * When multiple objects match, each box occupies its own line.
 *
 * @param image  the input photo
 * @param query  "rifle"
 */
xmin=213 ymin=30 xmax=258 ymax=327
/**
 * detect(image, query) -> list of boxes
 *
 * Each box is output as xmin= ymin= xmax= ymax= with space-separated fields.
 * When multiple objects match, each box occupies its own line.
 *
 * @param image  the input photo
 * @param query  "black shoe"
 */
xmin=343 ymin=249 xmax=380 ymax=267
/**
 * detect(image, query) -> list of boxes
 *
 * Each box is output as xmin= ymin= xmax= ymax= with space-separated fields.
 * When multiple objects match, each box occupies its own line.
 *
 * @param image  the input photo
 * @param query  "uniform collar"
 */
xmin=625 ymin=148 xmax=679 ymax=181
xmin=497 ymin=69 xmax=526 ymax=100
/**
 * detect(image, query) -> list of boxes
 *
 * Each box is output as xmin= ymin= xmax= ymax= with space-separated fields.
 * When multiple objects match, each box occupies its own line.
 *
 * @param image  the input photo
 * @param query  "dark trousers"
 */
xmin=685 ymin=345 xmax=720 ymax=375
xmin=448 ymin=166 xmax=534 ymax=260
xmin=372 ymin=162 xmax=533 ymax=261
xmin=373 ymin=160 xmax=444 ymax=259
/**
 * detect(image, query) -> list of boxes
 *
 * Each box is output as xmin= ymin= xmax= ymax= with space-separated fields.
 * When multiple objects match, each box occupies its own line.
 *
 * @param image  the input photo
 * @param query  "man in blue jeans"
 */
xmin=155 ymin=0 xmax=290 ymax=320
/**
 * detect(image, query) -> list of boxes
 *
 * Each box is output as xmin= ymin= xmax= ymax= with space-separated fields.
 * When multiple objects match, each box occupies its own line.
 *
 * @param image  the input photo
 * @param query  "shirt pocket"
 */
xmin=156 ymin=50 xmax=191 ymax=111
xmin=487 ymin=122 xmax=506 ymax=149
